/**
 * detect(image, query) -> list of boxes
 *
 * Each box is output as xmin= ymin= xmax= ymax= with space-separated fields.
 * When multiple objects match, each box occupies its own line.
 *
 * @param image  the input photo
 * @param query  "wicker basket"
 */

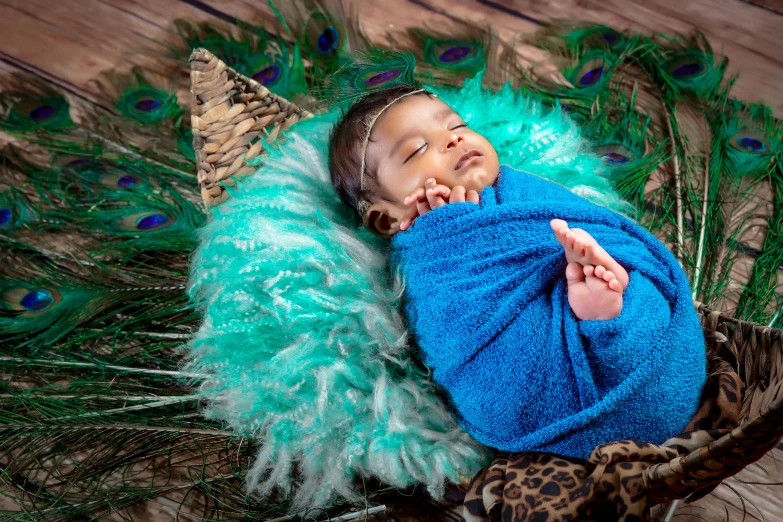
xmin=189 ymin=50 xmax=783 ymax=507
xmin=646 ymin=302 xmax=783 ymax=504
xmin=189 ymin=48 xmax=312 ymax=208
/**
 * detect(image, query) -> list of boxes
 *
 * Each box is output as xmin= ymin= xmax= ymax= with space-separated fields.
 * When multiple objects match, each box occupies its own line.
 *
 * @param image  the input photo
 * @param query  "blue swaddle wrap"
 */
xmin=389 ymin=165 xmax=707 ymax=459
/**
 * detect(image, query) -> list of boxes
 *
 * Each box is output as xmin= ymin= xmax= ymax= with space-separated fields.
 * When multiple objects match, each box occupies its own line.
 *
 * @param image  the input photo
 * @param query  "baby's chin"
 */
xmin=455 ymin=166 xmax=498 ymax=194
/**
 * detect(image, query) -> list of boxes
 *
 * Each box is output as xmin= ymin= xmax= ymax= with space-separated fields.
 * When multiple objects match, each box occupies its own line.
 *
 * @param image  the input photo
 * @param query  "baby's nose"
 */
xmin=446 ymin=133 xmax=464 ymax=150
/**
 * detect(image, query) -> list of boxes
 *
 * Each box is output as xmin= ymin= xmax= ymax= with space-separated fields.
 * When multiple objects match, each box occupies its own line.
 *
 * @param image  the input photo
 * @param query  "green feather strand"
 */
xmin=0 ymin=73 xmax=74 ymax=134
xmin=0 ymin=94 xmax=73 ymax=133
xmin=317 ymin=48 xmax=418 ymax=105
xmin=115 ymin=83 xmax=179 ymax=125
xmin=0 ymin=276 xmax=158 ymax=349
xmin=0 ymin=188 xmax=43 ymax=233
xmin=639 ymin=32 xmax=728 ymax=100
xmin=58 ymin=191 xmax=205 ymax=256
xmin=173 ymin=20 xmax=308 ymax=100
xmin=582 ymin=88 xmax=666 ymax=213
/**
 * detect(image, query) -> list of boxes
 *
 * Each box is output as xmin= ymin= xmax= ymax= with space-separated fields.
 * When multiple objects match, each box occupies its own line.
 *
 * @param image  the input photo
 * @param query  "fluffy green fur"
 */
xmin=184 ymin=74 xmax=631 ymax=508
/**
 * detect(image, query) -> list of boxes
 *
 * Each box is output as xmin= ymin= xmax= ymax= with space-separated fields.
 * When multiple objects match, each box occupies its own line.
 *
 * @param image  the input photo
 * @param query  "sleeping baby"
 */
xmin=329 ymin=85 xmax=707 ymax=459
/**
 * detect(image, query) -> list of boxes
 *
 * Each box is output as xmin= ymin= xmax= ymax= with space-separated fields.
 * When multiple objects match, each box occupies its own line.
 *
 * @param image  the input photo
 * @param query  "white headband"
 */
xmin=356 ymin=88 xmax=426 ymax=216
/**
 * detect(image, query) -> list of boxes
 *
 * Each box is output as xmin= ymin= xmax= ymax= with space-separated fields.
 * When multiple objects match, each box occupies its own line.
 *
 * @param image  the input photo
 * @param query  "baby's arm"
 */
xmin=400 ymin=178 xmax=480 ymax=230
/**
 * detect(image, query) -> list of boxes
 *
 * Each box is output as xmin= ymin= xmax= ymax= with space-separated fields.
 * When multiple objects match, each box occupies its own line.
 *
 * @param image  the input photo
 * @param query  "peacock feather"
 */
xmin=317 ymin=48 xmax=418 ymax=106
xmin=0 ymin=187 xmax=41 ymax=233
xmin=173 ymin=20 xmax=308 ymax=101
xmin=0 ymin=73 xmax=74 ymax=134
xmin=582 ymin=88 xmax=667 ymax=222
xmin=389 ymin=23 xmax=490 ymax=87
xmin=270 ymin=0 xmax=372 ymax=79
xmin=534 ymin=21 xmax=630 ymax=55
xmin=86 ymin=66 xmax=197 ymax=175
xmin=95 ymin=68 xmax=181 ymax=125
xmin=1 ymin=5 xmax=782 ymax=520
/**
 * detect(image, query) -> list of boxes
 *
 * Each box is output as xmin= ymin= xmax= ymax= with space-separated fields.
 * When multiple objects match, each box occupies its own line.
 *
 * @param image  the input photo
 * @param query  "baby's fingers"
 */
xmin=467 ymin=190 xmax=479 ymax=204
xmin=403 ymin=188 xmax=426 ymax=206
xmin=399 ymin=205 xmax=420 ymax=231
xmin=450 ymin=185 xmax=466 ymax=203
xmin=426 ymin=183 xmax=450 ymax=209
xmin=416 ymin=198 xmax=432 ymax=217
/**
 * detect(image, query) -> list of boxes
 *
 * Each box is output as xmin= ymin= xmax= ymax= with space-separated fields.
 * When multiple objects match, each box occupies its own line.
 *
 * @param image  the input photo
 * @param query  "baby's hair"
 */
xmin=329 ymin=85 xmax=431 ymax=218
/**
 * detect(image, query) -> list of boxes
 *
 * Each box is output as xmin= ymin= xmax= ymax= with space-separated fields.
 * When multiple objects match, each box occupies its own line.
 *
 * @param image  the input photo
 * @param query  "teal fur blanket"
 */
xmin=185 ymin=75 xmax=652 ymax=507
xmin=390 ymin=165 xmax=707 ymax=458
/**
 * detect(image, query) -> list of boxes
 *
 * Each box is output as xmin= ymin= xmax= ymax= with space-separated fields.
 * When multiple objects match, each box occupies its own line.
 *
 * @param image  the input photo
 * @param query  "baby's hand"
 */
xmin=399 ymin=178 xmax=479 ymax=231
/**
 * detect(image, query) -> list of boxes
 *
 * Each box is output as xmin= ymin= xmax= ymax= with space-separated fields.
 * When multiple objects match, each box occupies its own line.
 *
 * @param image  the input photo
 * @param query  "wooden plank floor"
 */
xmin=1 ymin=0 xmax=782 ymax=520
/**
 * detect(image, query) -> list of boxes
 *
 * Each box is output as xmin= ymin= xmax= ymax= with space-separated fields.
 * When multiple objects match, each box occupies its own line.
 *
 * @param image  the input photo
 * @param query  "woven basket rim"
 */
xmin=189 ymin=48 xmax=312 ymax=208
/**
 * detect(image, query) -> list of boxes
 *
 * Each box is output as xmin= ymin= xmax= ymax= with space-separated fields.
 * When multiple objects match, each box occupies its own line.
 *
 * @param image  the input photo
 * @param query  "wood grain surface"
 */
xmin=0 ymin=0 xmax=781 ymax=520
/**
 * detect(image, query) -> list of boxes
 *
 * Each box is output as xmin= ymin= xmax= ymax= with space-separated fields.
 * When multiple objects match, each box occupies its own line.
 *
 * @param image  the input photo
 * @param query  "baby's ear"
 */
xmin=363 ymin=202 xmax=397 ymax=239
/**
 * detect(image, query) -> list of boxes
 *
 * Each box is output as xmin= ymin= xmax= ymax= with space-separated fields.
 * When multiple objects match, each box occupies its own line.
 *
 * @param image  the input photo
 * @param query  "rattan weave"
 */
xmin=189 ymin=48 xmax=312 ymax=207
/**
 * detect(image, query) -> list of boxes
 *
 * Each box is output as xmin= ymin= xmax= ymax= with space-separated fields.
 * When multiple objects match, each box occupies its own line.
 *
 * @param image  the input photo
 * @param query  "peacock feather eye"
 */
xmin=578 ymin=64 xmax=604 ymax=86
xmin=252 ymin=64 xmax=282 ymax=86
xmin=63 ymin=157 xmax=93 ymax=172
xmin=729 ymin=128 xmax=771 ymax=154
xmin=3 ymin=286 xmax=62 ymax=316
xmin=117 ymin=87 xmax=178 ymax=124
xmin=569 ymin=52 xmax=612 ymax=91
xmin=357 ymin=68 xmax=402 ymax=89
xmin=304 ymin=13 xmax=346 ymax=57
xmin=579 ymin=28 xmax=625 ymax=50
xmin=0 ymin=205 xmax=14 ymax=229
xmin=134 ymin=97 xmax=161 ymax=112
xmin=117 ymin=211 xmax=174 ymax=232
xmin=8 ymin=96 xmax=73 ymax=132
xmin=424 ymin=40 xmax=484 ymax=72
xmin=601 ymin=152 xmax=630 ymax=164
xmin=595 ymin=145 xmax=634 ymax=165
xmin=28 ymin=104 xmax=57 ymax=122
xmin=21 ymin=289 xmax=54 ymax=312
xmin=137 ymin=214 xmax=169 ymax=230
xmin=0 ymin=196 xmax=37 ymax=232
xmin=440 ymin=46 xmax=469 ymax=62
xmin=99 ymin=172 xmax=144 ymax=189
xmin=664 ymin=54 xmax=709 ymax=80
xmin=318 ymin=26 xmax=339 ymax=53
xmin=15 ymin=99 xmax=59 ymax=123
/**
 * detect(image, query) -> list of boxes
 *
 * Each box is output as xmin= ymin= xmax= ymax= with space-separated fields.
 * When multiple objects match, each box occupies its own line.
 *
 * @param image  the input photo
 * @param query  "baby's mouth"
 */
xmin=455 ymin=149 xmax=483 ymax=170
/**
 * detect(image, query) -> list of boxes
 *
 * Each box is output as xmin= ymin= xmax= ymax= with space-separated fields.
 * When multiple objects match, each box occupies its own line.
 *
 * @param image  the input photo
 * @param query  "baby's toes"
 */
xmin=550 ymin=219 xmax=569 ymax=235
xmin=608 ymin=278 xmax=623 ymax=293
xmin=594 ymin=265 xmax=606 ymax=278
xmin=583 ymin=264 xmax=595 ymax=277
xmin=601 ymin=270 xmax=615 ymax=283
xmin=565 ymin=262 xmax=585 ymax=282
xmin=565 ymin=231 xmax=576 ymax=249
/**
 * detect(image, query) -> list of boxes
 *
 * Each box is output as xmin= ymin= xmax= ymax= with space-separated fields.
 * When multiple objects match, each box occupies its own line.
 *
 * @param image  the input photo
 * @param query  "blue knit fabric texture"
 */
xmin=390 ymin=165 xmax=707 ymax=459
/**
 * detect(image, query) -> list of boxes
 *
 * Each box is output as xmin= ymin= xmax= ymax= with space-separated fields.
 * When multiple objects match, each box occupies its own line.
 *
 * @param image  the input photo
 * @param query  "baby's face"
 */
xmin=365 ymin=94 xmax=500 ymax=214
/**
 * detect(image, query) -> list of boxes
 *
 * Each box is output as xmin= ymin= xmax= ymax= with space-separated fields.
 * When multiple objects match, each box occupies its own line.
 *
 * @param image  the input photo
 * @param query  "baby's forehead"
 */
xmin=374 ymin=95 xmax=458 ymax=133
xmin=398 ymin=94 xmax=455 ymax=116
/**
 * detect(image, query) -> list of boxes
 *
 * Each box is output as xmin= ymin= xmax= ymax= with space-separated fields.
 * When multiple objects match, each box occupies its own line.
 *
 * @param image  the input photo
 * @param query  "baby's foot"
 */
xmin=550 ymin=219 xmax=629 ymax=290
xmin=564 ymin=262 xmax=623 ymax=320
xmin=551 ymin=219 xmax=629 ymax=321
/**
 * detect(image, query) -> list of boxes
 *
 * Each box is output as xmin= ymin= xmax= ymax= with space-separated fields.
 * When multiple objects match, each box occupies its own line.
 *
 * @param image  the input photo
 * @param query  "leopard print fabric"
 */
xmin=460 ymin=334 xmax=742 ymax=522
